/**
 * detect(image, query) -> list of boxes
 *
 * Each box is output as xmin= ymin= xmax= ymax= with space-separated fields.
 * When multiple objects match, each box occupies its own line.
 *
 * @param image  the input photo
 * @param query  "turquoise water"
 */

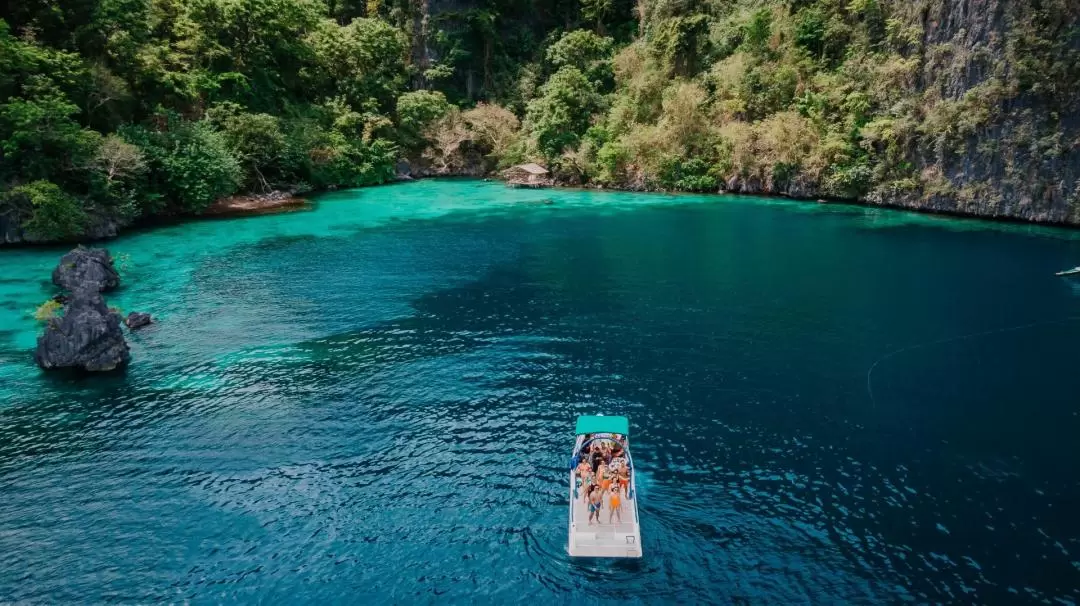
xmin=2 ymin=180 xmax=1080 ymax=602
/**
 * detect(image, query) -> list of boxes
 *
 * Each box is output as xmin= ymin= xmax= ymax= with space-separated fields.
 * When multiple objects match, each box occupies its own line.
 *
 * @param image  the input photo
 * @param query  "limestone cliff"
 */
xmin=878 ymin=0 xmax=1080 ymax=223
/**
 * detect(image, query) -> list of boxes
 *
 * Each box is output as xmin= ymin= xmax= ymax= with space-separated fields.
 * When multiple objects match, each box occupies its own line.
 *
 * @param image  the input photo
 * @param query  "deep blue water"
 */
xmin=1 ymin=180 xmax=1080 ymax=603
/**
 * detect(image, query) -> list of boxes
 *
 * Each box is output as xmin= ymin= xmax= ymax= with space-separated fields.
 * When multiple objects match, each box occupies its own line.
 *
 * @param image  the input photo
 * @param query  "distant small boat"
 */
xmin=1056 ymin=266 xmax=1080 ymax=277
xmin=567 ymin=415 xmax=642 ymax=558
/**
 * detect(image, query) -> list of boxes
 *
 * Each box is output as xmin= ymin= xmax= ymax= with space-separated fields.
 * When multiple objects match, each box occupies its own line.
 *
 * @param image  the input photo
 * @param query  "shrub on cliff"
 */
xmin=87 ymin=134 xmax=150 ymax=221
xmin=122 ymin=118 xmax=242 ymax=214
xmin=0 ymin=23 xmax=97 ymax=189
xmin=5 ymin=181 xmax=88 ymax=241
xmin=207 ymin=104 xmax=287 ymax=193
xmin=422 ymin=103 xmax=521 ymax=173
xmin=546 ymin=30 xmax=616 ymax=88
xmin=34 ymin=299 xmax=63 ymax=322
xmin=396 ymin=90 xmax=453 ymax=154
xmin=304 ymin=18 xmax=408 ymax=112
xmin=322 ymin=136 xmax=398 ymax=187
xmin=526 ymin=67 xmax=605 ymax=161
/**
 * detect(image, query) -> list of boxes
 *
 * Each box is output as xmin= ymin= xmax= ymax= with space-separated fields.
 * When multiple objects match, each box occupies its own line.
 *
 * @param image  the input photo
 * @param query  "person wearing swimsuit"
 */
xmin=577 ymin=459 xmax=592 ymax=478
xmin=618 ymin=466 xmax=629 ymax=496
xmin=597 ymin=463 xmax=613 ymax=493
xmin=587 ymin=484 xmax=603 ymax=525
xmin=576 ymin=459 xmax=593 ymax=500
xmin=608 ymin=485 xmax=622 ymax=524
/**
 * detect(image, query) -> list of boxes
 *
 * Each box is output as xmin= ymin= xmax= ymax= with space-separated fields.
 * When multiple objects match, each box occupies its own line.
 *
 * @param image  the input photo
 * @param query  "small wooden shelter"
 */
xmin=504 ymin=163 xmax=552 ymax=188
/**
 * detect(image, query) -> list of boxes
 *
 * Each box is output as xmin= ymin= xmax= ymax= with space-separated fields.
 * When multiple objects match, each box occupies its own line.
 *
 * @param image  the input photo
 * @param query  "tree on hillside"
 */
xmin=526 ymin=67 xmax=604 ymax=161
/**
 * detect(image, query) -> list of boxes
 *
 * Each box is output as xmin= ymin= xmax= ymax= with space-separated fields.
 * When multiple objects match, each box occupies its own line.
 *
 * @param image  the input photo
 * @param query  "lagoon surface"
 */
xmin=2 ymin=180 xmax=1080 ymax=603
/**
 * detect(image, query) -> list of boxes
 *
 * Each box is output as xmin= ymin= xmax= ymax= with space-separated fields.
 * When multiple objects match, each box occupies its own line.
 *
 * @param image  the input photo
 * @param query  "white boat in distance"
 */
xmin=1056 ymin=266 xmax=1080 ymax=277
xmin=567 ymin=415 xmax=642 ymax=558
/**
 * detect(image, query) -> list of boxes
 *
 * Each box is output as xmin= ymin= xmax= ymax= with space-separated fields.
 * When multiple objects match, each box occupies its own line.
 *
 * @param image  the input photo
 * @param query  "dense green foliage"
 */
xmin=6 ymin=180 xmax=88 ymax=240
xmin=551 ymin=0 xmax=1080 ymax=215
xmin=0 ymin=0 xmax=433 ymax=240
xmin=2 ymin=0 xmax=1079 ymax=241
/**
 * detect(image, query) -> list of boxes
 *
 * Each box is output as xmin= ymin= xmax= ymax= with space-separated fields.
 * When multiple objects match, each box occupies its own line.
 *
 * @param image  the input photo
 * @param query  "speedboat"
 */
xmin=1056 ymin=266 xmax=1080 ymax=277
xmin=567 ymin=415 xmax=642 ymax=558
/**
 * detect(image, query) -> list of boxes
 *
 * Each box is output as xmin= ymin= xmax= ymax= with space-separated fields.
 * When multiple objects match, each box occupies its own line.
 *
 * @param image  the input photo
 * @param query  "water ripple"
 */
xmin=1 ymin=181 xmax=1079 ymax=602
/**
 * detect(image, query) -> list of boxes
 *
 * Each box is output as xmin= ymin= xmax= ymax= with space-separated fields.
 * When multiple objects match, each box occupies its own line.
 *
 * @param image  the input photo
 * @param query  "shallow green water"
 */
xmin=1 ymin=180 xmax=1079 ymax=603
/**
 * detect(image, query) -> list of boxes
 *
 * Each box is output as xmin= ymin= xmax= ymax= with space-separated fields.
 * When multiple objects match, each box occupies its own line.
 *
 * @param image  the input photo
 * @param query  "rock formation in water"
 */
xmin=124 ymin=312 xmax=153 ymax=330
xmin=52 ymin=246 xmax=120 ymax=293
xmin=35 ymin=247 xmax=130 ymax=372
xmin=35 ymin=290 xmax=130 ymax=372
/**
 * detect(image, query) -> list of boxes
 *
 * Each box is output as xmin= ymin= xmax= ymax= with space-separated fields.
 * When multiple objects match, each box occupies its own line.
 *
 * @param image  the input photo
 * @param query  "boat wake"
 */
xmin=865 ymin=316 xmax=1080 ymax=407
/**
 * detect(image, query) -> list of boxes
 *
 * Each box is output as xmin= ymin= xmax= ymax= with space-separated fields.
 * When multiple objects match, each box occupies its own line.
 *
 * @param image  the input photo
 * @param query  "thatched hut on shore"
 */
xmin=504 ymin=163 xmax=552 ymax=188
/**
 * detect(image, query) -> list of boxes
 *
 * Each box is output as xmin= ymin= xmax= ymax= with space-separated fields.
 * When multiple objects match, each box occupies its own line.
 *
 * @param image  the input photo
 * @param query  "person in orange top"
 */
xmin=608 ymin=485 xmax=622 ymax=523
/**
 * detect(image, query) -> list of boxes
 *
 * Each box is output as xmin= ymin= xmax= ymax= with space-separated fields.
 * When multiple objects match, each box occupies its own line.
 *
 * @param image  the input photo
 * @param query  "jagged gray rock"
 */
xmin=35 ymin=290 xmax=130 ymax=372
xmin=124 ymin=312 xmax=153 ymax=330
xmin=52 ymin=247 xmax=120 ymax=293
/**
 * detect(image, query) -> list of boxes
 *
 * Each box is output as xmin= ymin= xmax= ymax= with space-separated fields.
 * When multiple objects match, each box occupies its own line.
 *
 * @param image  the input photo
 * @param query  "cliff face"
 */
xmin=711 ymin=0 xmax=1080 ymax=224
xmin=405 ymin=0 xmax=500 ymax=99
xmin=875 ymin=0 xmax=1080 ymax=223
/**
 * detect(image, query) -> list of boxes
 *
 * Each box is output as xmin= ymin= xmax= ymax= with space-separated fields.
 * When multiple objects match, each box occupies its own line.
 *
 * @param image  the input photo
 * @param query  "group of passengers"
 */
xmin=575 ymin=434 xmax=630 ymax=525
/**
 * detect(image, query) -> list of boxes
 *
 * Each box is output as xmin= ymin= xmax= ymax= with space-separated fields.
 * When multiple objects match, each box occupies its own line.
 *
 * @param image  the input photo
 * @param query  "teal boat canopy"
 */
xmin=575 ymin=415 xmax=630 ymax=436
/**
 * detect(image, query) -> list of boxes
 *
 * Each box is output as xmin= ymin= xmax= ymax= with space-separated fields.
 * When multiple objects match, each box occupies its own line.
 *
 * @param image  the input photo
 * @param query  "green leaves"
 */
xmin=304 ymin=18 xmax=408 ymax=113
xmin=658 ymin=157 xmax=717 ymax=192
xmin=207 ymin=103 xmax=286 ymax=191
xmin=7 ymin=181 xmax=89 ymax=241
xmin=648 ymin=14 xmax=713 ymax=76
xmin=546 ymin=30 xmax=615 ymax=85
xmin=122 ymin=117 xmax=241 ymax=213
xmin=741 ymin=9 xmax=773 ymax=55
xmin=795 ymin=8 xmax=827 ymax=58
xmin=526 ymin=67 xmax=604 ymax=161
xmin=0 ymin=77 xmax=101 ymax=183
xmin=396 ymin=90 xmax=453 ymax=152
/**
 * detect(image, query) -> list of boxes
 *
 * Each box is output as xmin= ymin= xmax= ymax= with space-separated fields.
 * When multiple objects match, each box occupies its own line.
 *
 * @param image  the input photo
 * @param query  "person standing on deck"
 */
xmin=576 ymin=459 xmax=593 ymax=500
xmin=587 ymin=484 xmax=603 ymax=525
xmin=597 ymin=462 xmax=612 ymax=494
xmin=608 ymin=484 xmax=622 ymax=524
xmin=616 ymin=459 xmax=629 ymax=497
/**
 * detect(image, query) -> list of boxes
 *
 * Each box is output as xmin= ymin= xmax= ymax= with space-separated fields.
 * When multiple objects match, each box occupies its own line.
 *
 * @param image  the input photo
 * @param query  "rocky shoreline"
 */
xmin=3 ymin=177 xmax=1078 ymax=251
xmin=544 ymin=178 xmax=1080 ymax=229
xmin=195 ymin=180 xmax=1080 ymax=229
xmin=202 ymin=190 xmax=309 ymax=217
xmin=0 ymin=190 xmax=311 ymax=248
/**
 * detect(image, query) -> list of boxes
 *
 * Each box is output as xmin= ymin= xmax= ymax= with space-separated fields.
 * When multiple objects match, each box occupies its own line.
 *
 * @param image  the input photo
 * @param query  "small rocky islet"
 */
xmin=34 ymin=246 xmax=152 ymax=372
